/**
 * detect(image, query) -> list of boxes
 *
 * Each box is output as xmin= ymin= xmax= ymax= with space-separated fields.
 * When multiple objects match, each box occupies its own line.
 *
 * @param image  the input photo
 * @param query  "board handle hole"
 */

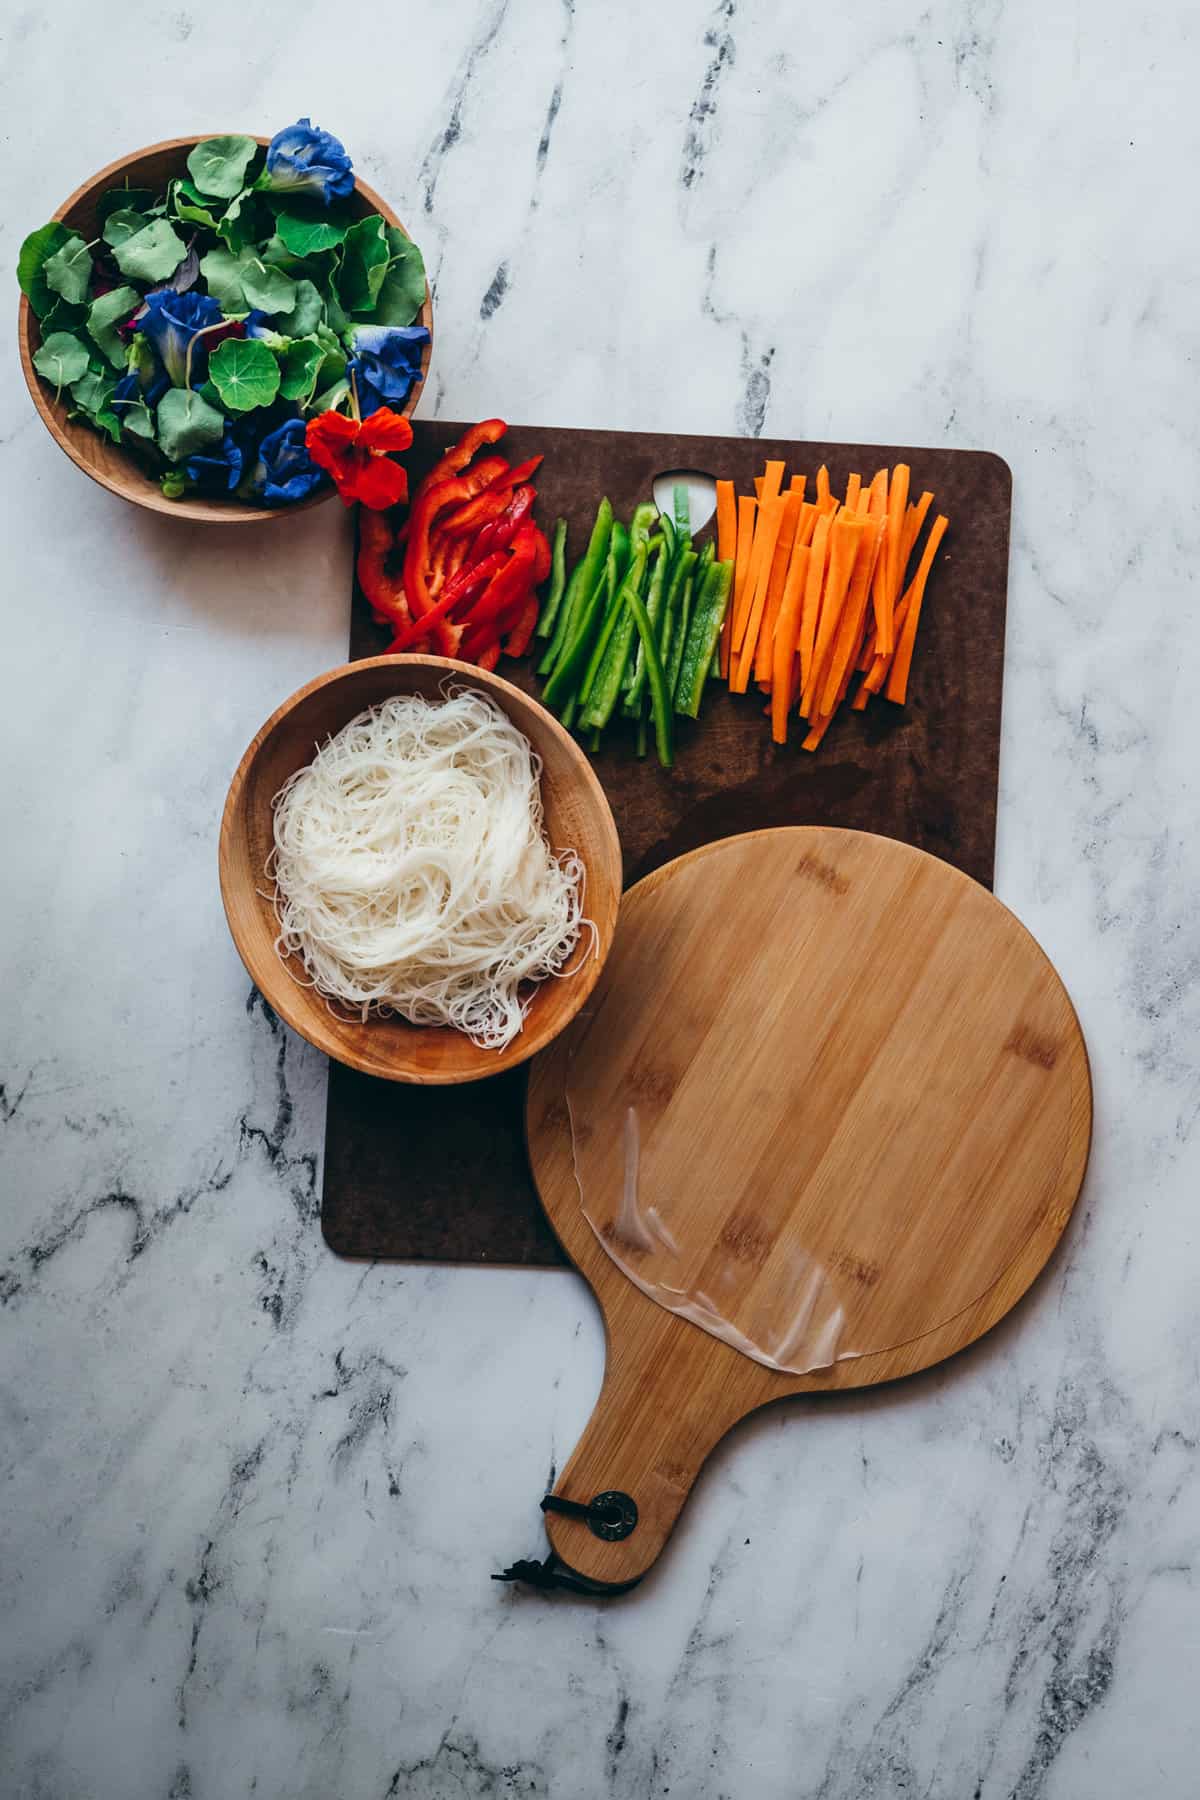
xmin=651 ymin=468 xmax=718 ymax=535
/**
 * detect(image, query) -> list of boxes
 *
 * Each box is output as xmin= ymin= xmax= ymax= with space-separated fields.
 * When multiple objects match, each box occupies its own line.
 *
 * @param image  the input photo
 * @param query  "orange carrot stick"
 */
xmin=877 ymin=462 xmax=910 ymax=654
xmin=754 ymin=476 xmax=763 ymax=500
xmin=789 ymin=475 xmax=807 ymax=499
xmin=900 ymin=491 xmax=933 ymax=577
xmin=819 ymin=514 xmax=886 ymax=717
xmin=754 ymin=490 xmax=803 ymax=689
xmin=715 ymin=479 xmax=737 ymax=564
xmin=723 ymin=493 xmax=758 ymax=676
xmin=886 ymin=514 xmax=948 ymax=704
xmin=770 ymin=543 xmax=811 ymax=744
xmin=802 ymin=512 xmax=864 ymax=718
xmin=797 ymin=510 xmax=832 ymax=692
xmin=866 ymin=469 xmax=887 ymax=517
xmin=844 ymin=472 xmax=862 ymax=512
xmin=802 ymin=711 xmax=836 ymax=752
xmin=816 ymin=464 xmax=830 ymax=508
xmin=733 ymin=492 xmax=788 ymax=689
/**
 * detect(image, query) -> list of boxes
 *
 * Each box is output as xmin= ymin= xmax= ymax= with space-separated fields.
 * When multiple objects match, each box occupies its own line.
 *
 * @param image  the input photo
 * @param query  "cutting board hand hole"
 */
xmin=651 ymin=468 xmax=717 ymax=532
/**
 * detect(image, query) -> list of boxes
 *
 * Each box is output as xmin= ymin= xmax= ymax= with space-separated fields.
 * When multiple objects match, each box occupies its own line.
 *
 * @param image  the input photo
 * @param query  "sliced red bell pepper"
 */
xmin=476 ymin=643 xmax=502 ymax=672
xmin=424 ymin=419 xmax=507 ymax=490
xmin=469 ymin=484 xmax=537 ymax=561
xmin=356 ymin=509 xmax=409 ymax=628
xmin=403 ymin=471 xmax=482 ymax=651
xmin=457 ymin=527 xmax=538 ymax=647
xmin=503 ymin=595 xmax=540 ymax=658
xmin=386 ymin=550 xmax=509 ymax=652
xmin=439 ymin=456 xmax=544 ymax=538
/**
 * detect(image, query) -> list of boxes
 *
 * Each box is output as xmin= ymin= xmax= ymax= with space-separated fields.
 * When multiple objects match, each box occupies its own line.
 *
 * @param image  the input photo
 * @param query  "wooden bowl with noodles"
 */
xmin=219 ymin=656 xmax=623 ymax=1084
xmin=17 ymin=134 xmax=433 ymax=523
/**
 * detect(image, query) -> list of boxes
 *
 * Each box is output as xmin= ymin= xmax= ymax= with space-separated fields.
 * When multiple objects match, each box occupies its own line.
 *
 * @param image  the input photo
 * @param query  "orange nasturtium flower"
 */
xmin=304 ymin=407 xmax=414 ymax=510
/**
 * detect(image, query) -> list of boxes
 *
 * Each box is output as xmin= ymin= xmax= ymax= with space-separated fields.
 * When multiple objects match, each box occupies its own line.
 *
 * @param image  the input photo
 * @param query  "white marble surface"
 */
xmin=2 ymin=2 xmax=1198 ymax=1796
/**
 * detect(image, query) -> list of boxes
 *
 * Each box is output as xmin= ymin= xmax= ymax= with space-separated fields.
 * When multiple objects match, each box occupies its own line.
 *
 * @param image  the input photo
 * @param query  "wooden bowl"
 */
xmin=17 ymin=135 xmax=433 ymax=524
xmin=219 ymin=656 xmax=623 ymax=1083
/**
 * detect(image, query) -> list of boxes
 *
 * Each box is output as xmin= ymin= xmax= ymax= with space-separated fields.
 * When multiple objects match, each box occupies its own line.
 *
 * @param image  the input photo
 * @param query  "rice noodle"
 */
xmin=269 ymin=688 xmax=592 ymax=1049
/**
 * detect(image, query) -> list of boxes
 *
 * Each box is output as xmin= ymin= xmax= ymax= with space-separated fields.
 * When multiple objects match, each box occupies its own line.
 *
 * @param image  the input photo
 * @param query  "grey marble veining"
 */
xmin=2 ymin=1 xmax=1199 ymax=1796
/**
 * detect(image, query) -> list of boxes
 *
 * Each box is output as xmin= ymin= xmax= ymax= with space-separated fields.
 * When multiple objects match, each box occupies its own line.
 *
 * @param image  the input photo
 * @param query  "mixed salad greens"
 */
xmin=18 ymin=120 xmax=428 ymax=506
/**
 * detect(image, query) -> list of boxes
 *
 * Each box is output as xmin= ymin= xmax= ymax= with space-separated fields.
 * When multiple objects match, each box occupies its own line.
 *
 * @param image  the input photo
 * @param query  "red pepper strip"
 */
xmin=457 ymin=527 xmax=539 ymax=643
xmin=444 ymin=537 xmax=469 ymax=587
xmin=403 ymin=472 xmax=481 ymax=651
xmin=503 ymin=595 xmax=540 ymax=658
xmin=434 ymin=455 xmax=511 ymax=526
xmin=476 ymin=643 xmax=502 ymax=672
xmin=385 ymin=551 xmax=509 ymax=652
xmin=470 ymin=484 xmax=537 ymax=561
xmin=424 ymin=420 xmax=507 ymax=491
xmin=439 ymin=456 xmax=544 ymax=538
xmin=356 ymin=509 xmax=409 ymax=628
xmin=428 ymin=531 xmax=451 ymax=599
xmin=530 ymin=524 xmax=552 ymax=586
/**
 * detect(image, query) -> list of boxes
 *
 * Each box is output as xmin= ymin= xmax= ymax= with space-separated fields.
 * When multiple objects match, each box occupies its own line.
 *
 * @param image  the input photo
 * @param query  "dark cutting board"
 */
xmin=321 ymin=422 xmax=1011 ymax=1265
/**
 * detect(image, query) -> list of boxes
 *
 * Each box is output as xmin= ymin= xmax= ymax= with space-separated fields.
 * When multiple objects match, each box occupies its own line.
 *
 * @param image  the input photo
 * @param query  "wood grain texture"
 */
xmin=324 ymin=423 xmax=1012 ymax=1263
xmin=526 ymin=828 xmax=1091 ymax=1585
xmin=219 ymin=655 xmax=621 ymax=1084
xmin=17 ymin=135 xmax=433 ymax=523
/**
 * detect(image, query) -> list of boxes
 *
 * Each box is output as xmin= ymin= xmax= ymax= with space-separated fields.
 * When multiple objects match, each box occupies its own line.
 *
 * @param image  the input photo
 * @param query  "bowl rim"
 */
xmin=218 ymin=653 xmax=624 ymax=1084
xmin=16 ymin=132 xmax=433 ymax=525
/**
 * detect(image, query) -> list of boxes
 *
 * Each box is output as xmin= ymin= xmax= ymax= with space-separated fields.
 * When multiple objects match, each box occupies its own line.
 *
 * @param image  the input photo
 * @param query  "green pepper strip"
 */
xmin=624 ymin=580 xmax=675 ymax=767
xmin=676 ymin=559 xmax=733 ymax=718
xmin=537 ymin=497 xmax=612 ymax=675
xmin=664 ymin=564 xmax=697 ymax=706
xmin=543 ymin=520 xmax=620 ymax=713
xmin=535 ymin=518 xmax=568 ymax=639
xmin=626 ymin=538 xmax=690 ymax=715
xmin=579 ymin=541 xmax=647 ymax=707
xmin=578 ymin=505 xmax=657 ymax=719
xmin=674 ymin=482 xmax=691 ymax=537
xmin=657 ymin=547 xmax=697 ymax=709
xmin=586 ymin=542 xmax=665 ymax=730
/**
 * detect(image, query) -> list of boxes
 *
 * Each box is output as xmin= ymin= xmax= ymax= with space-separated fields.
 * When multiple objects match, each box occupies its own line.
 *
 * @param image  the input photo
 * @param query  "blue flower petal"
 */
xmin=139 ymin=289 xmax=223 ymax=387
xmin=184 ymin=424 xmax=244 ymax=493
xmin=249 ymin=416 xmax=326 ymax=505
xmin=264 ymin=117 xmax=354 ymax=207
xmin=346 ymin=324 xmax=429 ymax=416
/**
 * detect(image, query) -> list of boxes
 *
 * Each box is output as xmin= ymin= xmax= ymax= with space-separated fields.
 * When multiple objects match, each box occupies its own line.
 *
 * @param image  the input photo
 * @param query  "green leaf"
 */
xmin=32 ymin=331 xmax=90 ymax=390
xmin=169 ymin=177 xmax=222 ymax=231
xmin=322 ymin=278 xmax=350 ymax=337
xmin=103 ymin=208 xmax=148 ymax=249
xmin=121 ymin=400 xmax=157 ymax=442
xmin=215 ymin=189 xmax=267 ymax=254
xmin=69 ymin=366 xmax=122 ymax=443
xmin=278 ymin=334 xmax=326 ymax=404
xmin=275 ymin=210 xmax=348 ymax=257
xmin=113 ymin=218 xmax=187 ymax=283
xmin=372 ymin=227 xmax=427 ymax=326
xmin=41 ymin=294 xmax=88 ymax=334
xmin=311 ymin=376 xmax=350 ymax=415
xmin=43 ymin=233 xmax=93 ymax=305
xmin=337 ymin=215 xmax=390 ymax=314
xmin=272 ymin=276 xmax=322 ymax=337
xmin=17 ymin=221 xmax=73 ymax=318
xmin=87 ymin=285 xmax=142 ymax=368
xmin=238 ymin=253 xmax=297 ymax=314
xmin=208 ymin=336 xmax=280 ymax=414
xmin=98 ymin=186 xmax=159 ymax=221
xmin=199 ymin=246 xmax=247 ymax=313
xmin=187 ymin=135 xmax=259 ymax=200
xmin=156 ymin=388 xmax=225 ymax=460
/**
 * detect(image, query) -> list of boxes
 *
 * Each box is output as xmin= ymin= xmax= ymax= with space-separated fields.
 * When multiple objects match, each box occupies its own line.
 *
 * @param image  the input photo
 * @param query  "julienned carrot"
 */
xmin=789 ymin=475 xmax=807 ymax=499
xmin=816 ymin=464 xmax=830 ymax=508
xmin=802 ymin=511 xmax=863 ymax=718
xmin=818 ymin=513 xmax=886 ymax=717
xmin=754 ymin=491 xmax=803 ymax=689
xmin=770 ymin=543 xmax=811 ymax=743
xmin=754 ymin=477 xmax=763 ymax=500
xmin=901 ymin=491 xmax=933 ymax=574
xmin=879 ymin=462 xmax=910 ymax=654
xmin=715 ymin=480 xmax=737 ymax=564
xmin=733 ymin=492 xmax=788 ymax=688
xmin=761 ymin=461 xmax=786 ymax=508
xmin=886 ymin=514 xmax=948 ymax=703
xmin=845 ymin=472 xmax=862 ymax=512
xmin=723 ymin=493 xmax=758 ymax=676
xmin=797 ymin=510 xmax=832 ymax=688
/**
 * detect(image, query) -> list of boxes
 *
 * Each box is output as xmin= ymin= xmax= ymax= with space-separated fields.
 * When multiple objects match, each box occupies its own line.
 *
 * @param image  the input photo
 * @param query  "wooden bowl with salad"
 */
xmin=17 ymin=129 xmax=433 ymax=522
xmin=219 ymin=655 xmax=623 ymax=1084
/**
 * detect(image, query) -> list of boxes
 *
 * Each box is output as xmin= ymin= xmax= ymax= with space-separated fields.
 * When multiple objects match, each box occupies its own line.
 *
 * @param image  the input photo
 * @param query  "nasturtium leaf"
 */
xmin=371 ymin=227 xmax=427 ymax=326
xmin=17 ymin=221 xmax=73 ymax=318
xmin=272 ymin=276 xmax=322 ymax=336
xmin=199 ymin=246 xmax=247 ymax=313
xmin=215 ymin=189 xmax=268 ymax=254
xmin=310 ymin=376 xmax=350 ymax=415
xmin=238 ymin=253 xmax=297 ymax=315
xmin=337 ymin=215 xmax=390 ymax=314
xmin=32 ymin=331 xmax=90 ymax=390
xmin=156 ymin=387 xmax=225 ymax=460
xmin=207 ymin=336 xmax=280 ymax=413
xmin=102 ymin=208 xmax=147 ymax=250
xmin=169 ymin=177 xmax=223 ymax=231
xmin=69 ymin=367 xmax=121 ymax=443
xmin=87 ymin=285 xmax=141 ymax=368
xmin=43 ymin=234 xmax=93 ymax=305
xmin=97 ymin=186 xmax=159 ymax=221
xmin=40 ymin=295 xmax=88 ymax=335
xmin=121 ymin=399 xmax=157 ymax=442
xmin=275 ymin=210 xmax=348 ymax=257
xmin=187 ymin=135 xmax=259 ymax=200
xmin=322 ymin=277 xmax=350 ymax=338
xmin=278 ymin=333 xmax=325 ymax=403
xmin=114 ymin=218 xmax=188 ymax=283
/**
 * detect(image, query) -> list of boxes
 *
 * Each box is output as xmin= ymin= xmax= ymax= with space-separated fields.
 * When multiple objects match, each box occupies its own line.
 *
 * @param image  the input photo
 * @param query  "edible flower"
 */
xmin=264 ymin=118 xmax=354 ymax=206
xmin=138 ymin=288 xmax=222 ymax=386
xmin=305 ymin=407 xmax=413 ymax=510
xmin=116 ymin=333 xmax=169 ymax=407
xmin=345 ymin=324 xmax=430 ymax=416
xmin=185 ymin=424 xmax=244 ymax=493
xmin=252 ymin=417 xmax=326 ymax=505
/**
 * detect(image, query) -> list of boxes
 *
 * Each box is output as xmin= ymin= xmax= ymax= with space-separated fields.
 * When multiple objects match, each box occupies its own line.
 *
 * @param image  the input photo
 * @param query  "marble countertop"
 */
xmin=2 ymin=3 xmax=1196 ymax=1796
